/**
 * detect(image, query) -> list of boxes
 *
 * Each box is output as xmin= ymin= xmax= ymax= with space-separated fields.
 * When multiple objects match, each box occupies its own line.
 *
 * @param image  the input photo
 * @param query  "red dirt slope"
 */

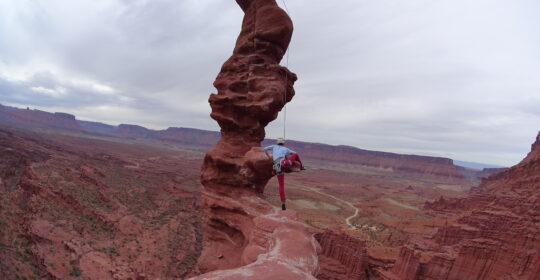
xmin=0 ymin=127 xmax=202 ymax=280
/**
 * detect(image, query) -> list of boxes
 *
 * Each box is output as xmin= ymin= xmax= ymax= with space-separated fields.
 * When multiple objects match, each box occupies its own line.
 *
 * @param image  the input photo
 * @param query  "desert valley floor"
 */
xmin=0 ymin=126 xmax=497 ymax=279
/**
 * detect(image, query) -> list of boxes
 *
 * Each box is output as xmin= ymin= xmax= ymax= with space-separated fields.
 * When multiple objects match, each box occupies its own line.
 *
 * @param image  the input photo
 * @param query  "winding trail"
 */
xmin=345 ymin=205 xmax=360 ymax=228
xmin=299 ymin=185 xmax=360 ymax=229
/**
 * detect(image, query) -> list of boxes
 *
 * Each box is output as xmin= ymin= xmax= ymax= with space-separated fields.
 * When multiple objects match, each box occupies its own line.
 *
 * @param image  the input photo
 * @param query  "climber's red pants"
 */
xmin=277 ymin=153 xmax=303 ymax=202
xmin=277 ymin=174 xmax=286 ymax=202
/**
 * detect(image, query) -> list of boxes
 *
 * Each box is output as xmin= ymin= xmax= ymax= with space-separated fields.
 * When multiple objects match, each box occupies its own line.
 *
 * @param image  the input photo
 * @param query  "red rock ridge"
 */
xmin=114 ymin=124 xmax=152 ymax=139
xmin=265 ymin=140 xmax=477 ymax=184
xmin=0 ymin=104 xmax=83 ymax=132
xmin=192 ymin=1 xmax=319 ymax=279
xmin=1 ymin=103 xmax=484 ymax=186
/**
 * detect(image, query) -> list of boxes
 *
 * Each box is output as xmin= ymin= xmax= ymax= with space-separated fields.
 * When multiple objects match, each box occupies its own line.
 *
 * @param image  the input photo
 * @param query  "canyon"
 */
xmin=1 ymin=124 xmax=536 ymax=279
xmin=1 ymin=0 xmax=536 ymax=278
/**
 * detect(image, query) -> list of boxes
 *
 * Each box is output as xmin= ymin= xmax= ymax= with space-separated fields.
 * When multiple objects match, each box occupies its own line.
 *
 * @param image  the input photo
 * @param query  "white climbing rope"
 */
xmin=283 ymin=50 xmax=289 ymax=140
xmin=280 ymin=0 xmax=290 ymax=14
xmin=281 ymin=0 xmax=290 ymax=140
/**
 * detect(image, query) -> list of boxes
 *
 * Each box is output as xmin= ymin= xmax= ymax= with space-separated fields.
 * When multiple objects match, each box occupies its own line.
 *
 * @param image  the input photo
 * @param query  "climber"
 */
xmin=264 ymin=138 xmax=305 ymax=211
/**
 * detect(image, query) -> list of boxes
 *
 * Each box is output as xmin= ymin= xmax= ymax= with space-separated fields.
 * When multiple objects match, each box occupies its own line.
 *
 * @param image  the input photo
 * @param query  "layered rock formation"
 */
xmin=192 ymin=0 xmax=319 ymax=279
xmin=389 ymin=247 xmax=420 ymax=280
xmin=376 ymin=247 xmax=421 ymax=280
xmin=387 ymin=132 xmax=540 ymax=280
xmin=315 ymin=231 xmax=369 ymax=280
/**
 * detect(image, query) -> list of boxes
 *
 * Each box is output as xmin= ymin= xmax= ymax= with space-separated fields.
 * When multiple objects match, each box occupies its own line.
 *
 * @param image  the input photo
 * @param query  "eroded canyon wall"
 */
xmin=387 ymin=132 xmax=540 ymax=280
xmin=315 ymin=231 xmax=370 ymax=280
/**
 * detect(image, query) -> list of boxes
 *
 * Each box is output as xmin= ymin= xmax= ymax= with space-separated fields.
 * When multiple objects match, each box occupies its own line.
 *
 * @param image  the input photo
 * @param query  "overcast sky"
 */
xmin=1 ymin=0 xmax=539 ymax=166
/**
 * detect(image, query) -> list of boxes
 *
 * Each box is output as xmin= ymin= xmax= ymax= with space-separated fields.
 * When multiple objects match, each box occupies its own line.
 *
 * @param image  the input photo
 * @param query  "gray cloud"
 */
xmin=1 ymin=0 xmax=539 ymax=166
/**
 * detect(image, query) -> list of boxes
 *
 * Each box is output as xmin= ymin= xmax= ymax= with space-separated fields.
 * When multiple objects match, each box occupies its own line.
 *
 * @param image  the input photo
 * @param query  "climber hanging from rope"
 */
xmin=264 ymin=138 xmax=305 ymax=211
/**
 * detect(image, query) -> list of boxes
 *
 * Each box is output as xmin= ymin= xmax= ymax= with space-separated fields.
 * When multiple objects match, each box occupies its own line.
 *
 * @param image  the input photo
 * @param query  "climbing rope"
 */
xmin=280 ymin=0 xmax=290 ymax=14
xmin=283 ymin=49 xmax=289 ymax=140
xmin=281 ymin=0 xmax=290 ymax=140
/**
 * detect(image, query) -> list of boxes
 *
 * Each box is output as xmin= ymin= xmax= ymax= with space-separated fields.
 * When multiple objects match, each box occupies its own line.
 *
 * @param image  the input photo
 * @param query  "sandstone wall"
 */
xmin=315 ymin=231 xmax=369 ymax=280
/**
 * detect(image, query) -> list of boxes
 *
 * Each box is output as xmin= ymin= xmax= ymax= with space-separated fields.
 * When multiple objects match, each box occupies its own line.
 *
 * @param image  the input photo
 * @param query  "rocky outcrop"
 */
xmin=192 ymin=0 xmax=319 ymax=279
xmin=191 ymin=209 xmax=319 ymax=280
xmin=398 ymin=131 xmax=540 ymax=280
xmin=314 ymin=231 xmax=369 ymax=280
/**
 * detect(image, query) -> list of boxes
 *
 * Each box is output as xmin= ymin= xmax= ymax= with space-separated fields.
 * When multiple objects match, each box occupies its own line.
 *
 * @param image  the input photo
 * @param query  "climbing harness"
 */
xmin=273 ymin=156 xmax=294 ymax=175
xmin=273 ymin=157 xmax=284 ymax=175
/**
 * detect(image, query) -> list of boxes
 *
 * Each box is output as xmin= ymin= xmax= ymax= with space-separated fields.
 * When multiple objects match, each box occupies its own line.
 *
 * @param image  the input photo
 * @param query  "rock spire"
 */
xmin=192 ymin=1 xmax=318 ymax=279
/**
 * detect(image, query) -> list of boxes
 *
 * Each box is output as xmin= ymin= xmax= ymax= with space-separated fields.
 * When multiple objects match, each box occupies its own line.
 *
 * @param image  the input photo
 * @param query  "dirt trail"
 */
xmin=298 ymin=185 xmax=360 ymax=229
